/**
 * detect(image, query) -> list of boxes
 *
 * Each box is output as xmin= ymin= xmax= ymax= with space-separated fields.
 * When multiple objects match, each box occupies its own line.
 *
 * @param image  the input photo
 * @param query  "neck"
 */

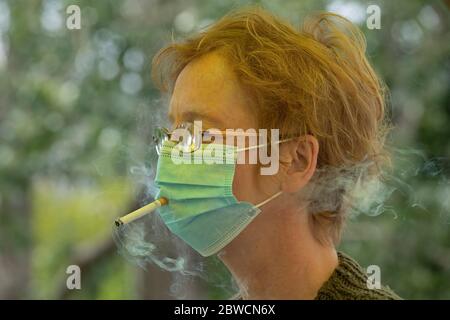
xmin=218 ymin=203 xmax=338 ymax=299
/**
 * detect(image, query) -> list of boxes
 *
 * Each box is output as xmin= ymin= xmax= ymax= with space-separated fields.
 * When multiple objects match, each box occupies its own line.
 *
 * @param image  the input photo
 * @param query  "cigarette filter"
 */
xmin=115 ymin=197 xmax=168 ymax=227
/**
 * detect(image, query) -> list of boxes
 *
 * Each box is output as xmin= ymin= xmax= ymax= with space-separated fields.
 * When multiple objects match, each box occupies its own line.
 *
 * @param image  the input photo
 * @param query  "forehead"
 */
xmin=168 ymin=52 xmax=256 ymax=129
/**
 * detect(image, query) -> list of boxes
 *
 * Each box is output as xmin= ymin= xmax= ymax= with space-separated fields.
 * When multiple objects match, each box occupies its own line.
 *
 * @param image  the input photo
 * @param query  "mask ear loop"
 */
xmin=255 ymin=190 xmax=283 ymax=208
xmin=235 ymin=138 xmax=293 ymax=153
xmin=233 ymin=137 xmax=294 ymax=209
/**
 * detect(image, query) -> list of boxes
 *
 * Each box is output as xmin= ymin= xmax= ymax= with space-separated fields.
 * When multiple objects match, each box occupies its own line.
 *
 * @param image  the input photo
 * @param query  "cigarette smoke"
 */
xmin=113 ymin=98 xmax=449 ymax=299
xmin=113 ymin=98 xmax=239 ymax=299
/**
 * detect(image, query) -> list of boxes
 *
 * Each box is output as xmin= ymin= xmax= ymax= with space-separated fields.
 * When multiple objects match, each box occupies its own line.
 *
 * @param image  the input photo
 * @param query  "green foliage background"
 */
xmin=0 ymin=0 xmax=448 ymax=299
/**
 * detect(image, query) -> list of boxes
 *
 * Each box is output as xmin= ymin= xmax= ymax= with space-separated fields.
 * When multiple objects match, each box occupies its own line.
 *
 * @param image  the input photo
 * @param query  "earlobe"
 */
xmin=280 ymin=135 xmax=319 ymax=194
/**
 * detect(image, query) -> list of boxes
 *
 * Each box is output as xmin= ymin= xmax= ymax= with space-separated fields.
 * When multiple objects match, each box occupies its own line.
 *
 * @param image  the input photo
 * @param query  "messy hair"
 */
xmin=151 ymin=6 xmax=391 ymax=245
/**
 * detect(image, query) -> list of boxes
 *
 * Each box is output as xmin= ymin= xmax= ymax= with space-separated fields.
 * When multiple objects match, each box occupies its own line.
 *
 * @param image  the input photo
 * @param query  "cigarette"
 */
xmin=115 ymin=197 xmax=168 ymax=227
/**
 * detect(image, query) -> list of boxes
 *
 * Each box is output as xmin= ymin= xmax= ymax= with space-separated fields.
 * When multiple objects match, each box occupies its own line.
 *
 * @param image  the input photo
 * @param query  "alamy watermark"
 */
xmin=66 ymin=264 xmax=81 ymax=290
xmin=366 ymin=264 xmax=381 ymax=290
xmin=366 ymin=5 xmax=381 ymax=30
xmin=163 ymin=120 xmax=285 ymax=176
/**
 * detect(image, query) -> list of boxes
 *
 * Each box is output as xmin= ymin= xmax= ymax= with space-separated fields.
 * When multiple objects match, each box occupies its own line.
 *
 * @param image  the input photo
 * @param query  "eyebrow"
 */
xmin=168 ymin=110 xmax=225 ymax=129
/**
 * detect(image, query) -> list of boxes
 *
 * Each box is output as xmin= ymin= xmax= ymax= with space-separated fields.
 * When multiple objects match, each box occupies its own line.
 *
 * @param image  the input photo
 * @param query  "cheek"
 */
xmin=232 ymin=163 xmax=281 ymax=204
xmin=232 ymin=163 xmax=260 ymax=203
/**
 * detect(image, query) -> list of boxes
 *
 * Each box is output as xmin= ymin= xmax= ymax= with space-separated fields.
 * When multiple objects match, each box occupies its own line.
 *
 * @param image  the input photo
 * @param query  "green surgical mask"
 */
xmin=154 ymin=140 xmax=282 ymax=257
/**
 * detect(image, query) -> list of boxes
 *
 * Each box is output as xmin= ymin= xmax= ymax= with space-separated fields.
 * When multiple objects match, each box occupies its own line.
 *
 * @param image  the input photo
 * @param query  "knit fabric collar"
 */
xmin=314 ymin=251 xmax=402 ymax=300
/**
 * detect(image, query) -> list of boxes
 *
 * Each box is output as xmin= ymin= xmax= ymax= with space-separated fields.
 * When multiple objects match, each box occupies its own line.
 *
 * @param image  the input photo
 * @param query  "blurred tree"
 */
xmin=0 ymin=0 xmax=448 ymax=299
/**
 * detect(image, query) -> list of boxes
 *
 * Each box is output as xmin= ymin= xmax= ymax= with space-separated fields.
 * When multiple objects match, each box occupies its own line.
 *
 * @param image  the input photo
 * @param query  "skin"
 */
xmin=168 ymin=51 xmax=338 ymax=300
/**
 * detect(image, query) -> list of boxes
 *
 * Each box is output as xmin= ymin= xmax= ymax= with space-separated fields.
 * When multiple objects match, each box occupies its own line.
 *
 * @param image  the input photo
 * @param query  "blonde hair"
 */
xmin=151 ymin=6 xmax=391 ymax=245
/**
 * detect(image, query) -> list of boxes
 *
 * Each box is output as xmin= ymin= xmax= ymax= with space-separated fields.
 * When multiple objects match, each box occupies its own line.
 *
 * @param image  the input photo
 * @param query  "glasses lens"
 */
xmin=176 ymin=122 xmax=201 ymax=153
xmin=153 ymin=122 xmax=202 ymax=155
xmin=153 ymin=127 xmax=170 ymax=155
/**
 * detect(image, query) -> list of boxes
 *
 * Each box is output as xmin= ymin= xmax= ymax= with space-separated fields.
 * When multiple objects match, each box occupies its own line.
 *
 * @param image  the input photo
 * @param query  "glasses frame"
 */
xmin=152 ymin=121 xmax=291 ymax=155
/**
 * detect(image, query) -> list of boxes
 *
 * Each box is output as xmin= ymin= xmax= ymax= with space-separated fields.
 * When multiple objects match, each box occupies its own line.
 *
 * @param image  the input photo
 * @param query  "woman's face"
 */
xmin=167 ymin=51 xmax=284 ymax=207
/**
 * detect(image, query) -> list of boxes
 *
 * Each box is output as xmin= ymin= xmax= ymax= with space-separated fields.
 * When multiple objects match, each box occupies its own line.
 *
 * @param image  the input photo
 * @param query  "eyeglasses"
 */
xmin=152 ymin=121 xmax=262 ymax=155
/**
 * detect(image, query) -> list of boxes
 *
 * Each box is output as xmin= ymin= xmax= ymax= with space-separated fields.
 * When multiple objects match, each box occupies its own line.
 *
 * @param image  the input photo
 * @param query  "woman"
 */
xmin=148 ymin=6 xmax=401 ymax=299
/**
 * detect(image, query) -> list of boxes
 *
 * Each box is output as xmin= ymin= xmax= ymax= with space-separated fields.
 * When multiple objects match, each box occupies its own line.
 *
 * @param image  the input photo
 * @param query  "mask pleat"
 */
xmin=157 ymin=196 xmax=238 ymax=220
xmin=155 ymin=159 xmax=235 ymax=187
xmin=155 ymin=183 xmax=233 ymax=199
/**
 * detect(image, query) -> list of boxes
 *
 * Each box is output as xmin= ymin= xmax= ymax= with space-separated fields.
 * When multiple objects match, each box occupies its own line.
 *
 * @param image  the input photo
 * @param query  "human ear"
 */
xmin=280 ymin=135 xmax=319 ymax=193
